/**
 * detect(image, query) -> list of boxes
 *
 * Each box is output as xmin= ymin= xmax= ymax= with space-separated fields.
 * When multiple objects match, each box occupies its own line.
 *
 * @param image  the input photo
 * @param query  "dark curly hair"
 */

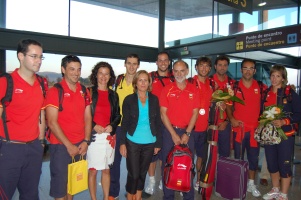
xmin=89 ymin=61 xmax=116 ymax=87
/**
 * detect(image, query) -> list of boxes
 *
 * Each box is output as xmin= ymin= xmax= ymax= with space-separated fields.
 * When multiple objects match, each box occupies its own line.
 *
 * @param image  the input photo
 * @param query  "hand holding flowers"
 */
xmin=211 ymin=83 xmax=244 ymax=119
xmin=256 ymin=105 xmax=288 ymax=144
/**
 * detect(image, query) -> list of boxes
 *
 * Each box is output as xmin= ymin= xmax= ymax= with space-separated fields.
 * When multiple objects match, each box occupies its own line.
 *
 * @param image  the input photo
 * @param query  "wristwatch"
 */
xmin=83 ymin=139 xmax=91 ymax=145
xmin=184 ymin=132 xmax=191 ymax=137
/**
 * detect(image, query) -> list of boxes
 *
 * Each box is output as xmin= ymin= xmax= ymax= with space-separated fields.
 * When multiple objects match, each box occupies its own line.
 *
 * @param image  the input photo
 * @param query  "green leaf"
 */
xmin=230 ymin=96 xmax=245 ymax=105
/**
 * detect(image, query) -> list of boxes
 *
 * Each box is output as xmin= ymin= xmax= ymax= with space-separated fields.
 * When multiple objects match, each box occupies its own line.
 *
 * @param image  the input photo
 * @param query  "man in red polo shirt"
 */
xmin=45 ymin=55 xmax=92 ymax=200
xmin=189 ymin=56 xmax=217 ymax=190
xmin=226 ymin=58 xmax=267 ymax=197
xmin=160 ymin=60 xmax=200 ymax=200
xmin=211 ymin=55 xmax=234 ymax=158
xmin=145 ymin=51 xmax=174 ymax=195
xmin=0 ymin=39 xmax=46 ymax=200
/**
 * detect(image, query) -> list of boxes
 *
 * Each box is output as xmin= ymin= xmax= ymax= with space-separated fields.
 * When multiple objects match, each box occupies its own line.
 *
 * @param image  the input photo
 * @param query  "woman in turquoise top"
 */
xmin=120 ymin=70 xmax=162 ymax=200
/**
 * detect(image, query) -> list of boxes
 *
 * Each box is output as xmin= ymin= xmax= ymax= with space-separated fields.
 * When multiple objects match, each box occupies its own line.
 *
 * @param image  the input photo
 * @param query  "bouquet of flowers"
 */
xmin=259 ymin=105 xmax=287 ymax=142
xmin=211 ymin=83 xmax=244 ymax=119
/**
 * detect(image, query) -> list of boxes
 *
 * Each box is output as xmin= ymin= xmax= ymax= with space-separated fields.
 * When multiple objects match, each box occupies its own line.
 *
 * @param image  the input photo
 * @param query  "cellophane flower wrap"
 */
xmin=211 ymin=83 xmax=244 ymax=119
xmin=258 ymin=105 xmax=288 ymax=141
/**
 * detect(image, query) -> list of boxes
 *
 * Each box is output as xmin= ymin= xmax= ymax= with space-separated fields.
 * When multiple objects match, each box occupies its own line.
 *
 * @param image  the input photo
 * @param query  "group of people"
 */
xmin=0 ymin=38 xmax=300 ymax=200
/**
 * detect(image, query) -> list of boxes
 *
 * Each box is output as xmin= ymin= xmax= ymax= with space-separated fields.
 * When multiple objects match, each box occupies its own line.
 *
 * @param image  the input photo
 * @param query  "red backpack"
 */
xmin=163 ymin=144 xmax=195 ymax=192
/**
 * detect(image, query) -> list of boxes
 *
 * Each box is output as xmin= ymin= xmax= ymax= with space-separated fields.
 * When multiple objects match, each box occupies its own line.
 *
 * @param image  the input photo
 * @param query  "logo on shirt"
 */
xmin=189 ymin=93 xmax=193 ymax=99
xmin=80 ymin=90 xmax=85 ymax=97
xmin=64 ymin=93 xmax=70 ymax=97
xmin=170 ymin=93 xmax=176 ymax=97
xmin=254 ymin=88 xmax=259 ymax=94
xmin=14 ymin=89 xmax=23 ymax=93
xmin=177 ymin=163 xmax=187 ymax=170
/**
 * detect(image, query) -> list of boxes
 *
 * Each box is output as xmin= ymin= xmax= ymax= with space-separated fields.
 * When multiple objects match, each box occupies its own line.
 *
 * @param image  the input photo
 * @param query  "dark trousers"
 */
xmin=125 ymin=139 xmax=155 ymax=194
xmin=161 ymin=127 xmax=195 ymax=200
xmin=233 ymin=132 xmax=260 ymax=171
xmin=264 ymin=136 xmax=294 ymax=177
xmin=218 ymin=122 xmax=231 ymax=157
xmin=0 ymin=139 xmax=43 ymax=200
xmin=109 ymin=126 xmax=123 ymax=197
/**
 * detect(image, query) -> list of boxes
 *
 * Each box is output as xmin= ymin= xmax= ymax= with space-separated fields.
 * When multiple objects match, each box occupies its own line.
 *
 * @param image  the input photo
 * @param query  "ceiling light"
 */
xmin=258 ymin=1 xmax=267 ymax=6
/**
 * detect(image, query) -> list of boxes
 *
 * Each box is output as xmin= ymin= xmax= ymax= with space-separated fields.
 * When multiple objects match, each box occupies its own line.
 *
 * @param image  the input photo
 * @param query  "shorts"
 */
xmin=87 ymin=132 xmax=116 ymax=170
xmin=193 ymin=130 xmax=207 ymax=158
xmin=49 ymin=142 xmax=83 ymax=198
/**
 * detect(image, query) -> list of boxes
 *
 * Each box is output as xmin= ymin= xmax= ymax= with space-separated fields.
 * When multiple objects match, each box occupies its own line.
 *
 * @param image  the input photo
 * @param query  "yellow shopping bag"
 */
xmin=67 ymin=156 xmax=88 ymax=195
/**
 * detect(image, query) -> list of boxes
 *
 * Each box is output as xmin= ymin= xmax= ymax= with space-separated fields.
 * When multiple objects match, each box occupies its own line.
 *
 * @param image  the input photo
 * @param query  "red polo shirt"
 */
xmin=232 ymin=79 xmax=264 ymax=147
xmin=150 ymin=71 xmax=174 ymax=98
xmin=44 ymin=79 xmax=90 ymax=144
xmin=160 ymin=81 xmax=200 ymax=127
xmin=192 ymin=76 xmax=213 ymax=132
xmin=0 ymin=69 xmax=44 ymax=141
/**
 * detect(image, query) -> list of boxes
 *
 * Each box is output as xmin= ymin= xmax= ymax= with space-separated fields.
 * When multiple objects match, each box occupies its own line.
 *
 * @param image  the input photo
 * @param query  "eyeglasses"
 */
xmin=25 ymin=54 xmax=45 ymax=60
xmin=242 ymin=67 xmax=255 ymax=71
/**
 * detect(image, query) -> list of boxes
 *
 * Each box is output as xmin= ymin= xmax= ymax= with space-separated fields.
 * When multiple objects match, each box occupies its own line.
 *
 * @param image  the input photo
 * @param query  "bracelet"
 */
xmin=83 ymin=139 xmax=91 ymax=145
xmin=184 ymin=132 xmax=191 ymax=137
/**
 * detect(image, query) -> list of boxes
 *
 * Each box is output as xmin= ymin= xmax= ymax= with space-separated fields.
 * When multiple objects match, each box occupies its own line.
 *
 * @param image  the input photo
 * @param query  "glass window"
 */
xmin=264 ymin=7 xmax=298 ymax=29
xmin=6 ymin=50 xmax=156 ymax=81
xmin=6 ymin=0 xmax=69 ymax=35
xmin=165 ymin=0 xmax=213 ymax=47
xmin=70 ymin=0 xmax=158 ymax=47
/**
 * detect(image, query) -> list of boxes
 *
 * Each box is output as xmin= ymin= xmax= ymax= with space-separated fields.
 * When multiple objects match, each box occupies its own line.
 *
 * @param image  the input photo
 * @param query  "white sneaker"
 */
xmin=144 ymin=179 xmax=156 ymax=195
xmin=263 ymin=187 xmax=280 ymax=200
xmin=194 ymin=181 xmax=200 ymax=191
xmin=247 ymin=184 xmax=261 ymax=197
xmin=159 ymin=180 xmax=163 ymax=190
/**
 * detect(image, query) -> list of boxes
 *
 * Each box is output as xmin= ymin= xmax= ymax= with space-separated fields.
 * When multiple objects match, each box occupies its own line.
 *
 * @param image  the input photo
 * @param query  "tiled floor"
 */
xmin=12 ymin=136 xmax=301 ymax=199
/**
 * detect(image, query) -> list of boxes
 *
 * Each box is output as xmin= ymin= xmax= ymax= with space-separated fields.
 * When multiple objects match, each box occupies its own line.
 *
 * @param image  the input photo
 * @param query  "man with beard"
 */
xmin=144 ymin=51 xmax=174 ymax=195
xmin=211 ymin=55 xmax=233 ymax=158
xmin=226 ymin=58 xmax=266 ymax=197
xmin=188 ymin=57 xmax=217 ymax=190
xmin=45 ymin=55 xmax=92 ymax=200
xmin=160 ymin=60 xmax=200 ymax=200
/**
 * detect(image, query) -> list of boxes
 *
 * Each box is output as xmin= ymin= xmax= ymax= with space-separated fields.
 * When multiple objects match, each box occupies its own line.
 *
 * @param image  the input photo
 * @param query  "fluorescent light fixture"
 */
xmin=258 ymin=1 xmax=267 ymax=6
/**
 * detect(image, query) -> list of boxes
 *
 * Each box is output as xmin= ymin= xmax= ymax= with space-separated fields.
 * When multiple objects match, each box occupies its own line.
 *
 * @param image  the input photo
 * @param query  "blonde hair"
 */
xmin=270 ymin=65 xmax=288 ymax=87
xmin=132 ymin=70 xmax=152 ymax=93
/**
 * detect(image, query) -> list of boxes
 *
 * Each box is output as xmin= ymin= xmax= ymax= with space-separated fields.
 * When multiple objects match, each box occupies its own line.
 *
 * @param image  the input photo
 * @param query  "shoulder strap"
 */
xmin=208 ymin=77 xmax=216 ymax=91
xmin=36 ymin=74 xmax=48 ymax=98
xmin=80 ymin=84 xmax=90 ymax=107
xmin=257 ymin=80 xmax=263 ymax=96
xmin=153 ymin=71 xmax=165 ymax=87
xmin=227 ymin=76 xmax=233 ymax=85
xmin=0 ymin=73 xmax=13 ymax=141
xmin=0 ymin=73 xmax=13 ymax=106
xmin=233 ymin=80 xmax=245 ymax=100
xmin=114 ymin=74 xmax=125 ymax=91
xmin=53 ymin=83 xmax=64 ymax=111
xmin=187 ymin=77 xmax=196 ymax=85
